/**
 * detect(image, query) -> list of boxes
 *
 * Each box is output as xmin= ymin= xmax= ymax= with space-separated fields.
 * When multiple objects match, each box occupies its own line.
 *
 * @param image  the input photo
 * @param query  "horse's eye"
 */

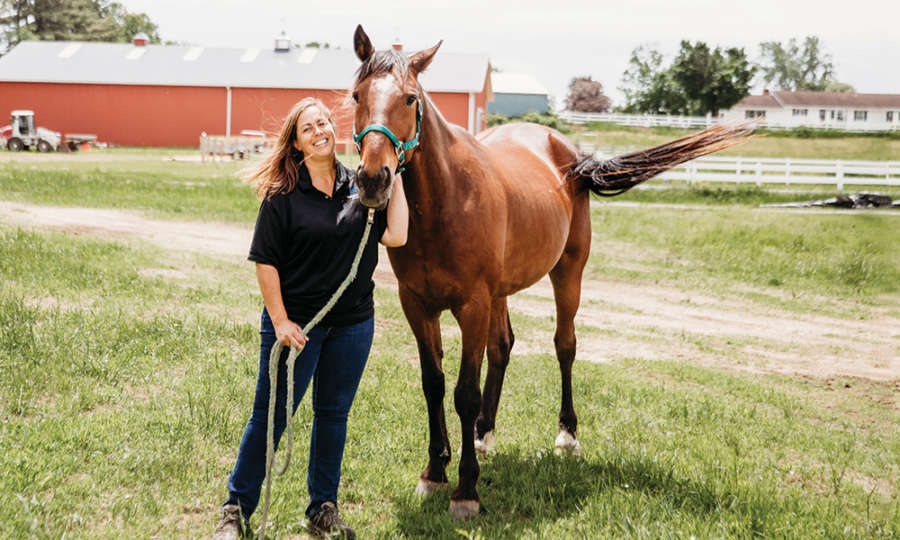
xmin=406 ymin=95 xmax=417 ymax=106
xmin=352 ymin=92 xmax=359 ymax=103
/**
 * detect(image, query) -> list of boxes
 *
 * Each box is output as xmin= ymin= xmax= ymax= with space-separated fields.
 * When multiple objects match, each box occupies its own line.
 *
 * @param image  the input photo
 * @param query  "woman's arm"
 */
xmin=256 ymin=263 xmax=308 ymax=348
xmin=380 ymin=174 xmax=408 ymax=247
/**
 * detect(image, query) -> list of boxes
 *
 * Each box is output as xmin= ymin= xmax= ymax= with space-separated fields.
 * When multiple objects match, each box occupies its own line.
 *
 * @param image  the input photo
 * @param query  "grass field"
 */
xmin=1 ymin=150 xmax=898 ymax=538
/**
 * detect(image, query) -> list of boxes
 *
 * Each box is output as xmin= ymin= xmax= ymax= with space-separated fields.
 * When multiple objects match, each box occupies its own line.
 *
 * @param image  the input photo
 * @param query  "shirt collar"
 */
xmin=295 ymin=159 xmax=352 ymax=199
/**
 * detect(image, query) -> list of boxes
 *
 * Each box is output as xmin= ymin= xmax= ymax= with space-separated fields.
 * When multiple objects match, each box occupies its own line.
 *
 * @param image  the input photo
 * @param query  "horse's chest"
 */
xmin=388 ymin=239 xmax=486 ymax=303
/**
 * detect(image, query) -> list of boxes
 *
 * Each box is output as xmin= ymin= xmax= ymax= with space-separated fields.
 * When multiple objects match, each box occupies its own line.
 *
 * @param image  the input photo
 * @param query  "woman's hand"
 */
xmin=381 ymin=173 xmax=409 ymax=247
xmin=273 ymin=318 xmax=309 ymax=349
xmin=255 ymin=263 xmax=308 ymax=349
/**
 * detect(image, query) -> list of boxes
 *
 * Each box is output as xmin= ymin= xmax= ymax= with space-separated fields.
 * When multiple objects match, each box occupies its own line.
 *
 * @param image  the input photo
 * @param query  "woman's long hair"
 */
xmin=243 ymin=97 xmax=337 ymax=200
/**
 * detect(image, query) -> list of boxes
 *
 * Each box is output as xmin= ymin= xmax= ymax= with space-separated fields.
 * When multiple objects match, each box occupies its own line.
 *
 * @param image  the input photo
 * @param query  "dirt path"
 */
xmin=2 ymin=200 xmax=897 ymax=382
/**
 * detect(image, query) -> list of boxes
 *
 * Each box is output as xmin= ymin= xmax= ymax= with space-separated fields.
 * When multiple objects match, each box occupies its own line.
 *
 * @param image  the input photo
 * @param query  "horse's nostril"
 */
xmin=380 ymin=165 xmax=392 ymax=182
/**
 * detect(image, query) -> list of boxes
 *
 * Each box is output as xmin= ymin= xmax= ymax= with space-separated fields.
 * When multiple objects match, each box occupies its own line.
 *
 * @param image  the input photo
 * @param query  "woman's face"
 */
xmin=293 ymin=106 xmax=335 ymax=159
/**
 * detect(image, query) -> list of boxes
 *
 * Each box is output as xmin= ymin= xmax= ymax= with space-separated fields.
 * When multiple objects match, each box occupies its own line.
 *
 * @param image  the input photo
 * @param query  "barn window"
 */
xmin=887 ymin=111 xmax=894 ymax=122
xmin=744 ymin=110 xmax=766 ymax=119
xmin=792 ymin=109 xmax=808 ymax=117
xmin=831 ymin=110 xmax=845 ymax=121
xmin=819 ymin=109 xmax=826 ymax=121
xmin=853 ymin=111 xmax=868 ymax=121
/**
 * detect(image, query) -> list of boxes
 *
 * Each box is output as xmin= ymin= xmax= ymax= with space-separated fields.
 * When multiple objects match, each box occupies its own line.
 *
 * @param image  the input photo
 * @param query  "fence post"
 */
xmin=785 ymin=157 xmax=791 ymax=187
xmin=736 ymin=158 xmax=742 ymax=179
xmin=688 ymin=162 xmax=695 ymax=186
xmin=755 ymin=161 xmax=762 ymax=187
xmin=836 ymin=160 xmax=844 ymax=191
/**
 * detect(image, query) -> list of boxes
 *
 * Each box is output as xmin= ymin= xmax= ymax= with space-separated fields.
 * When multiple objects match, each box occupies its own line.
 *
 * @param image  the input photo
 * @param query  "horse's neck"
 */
xmin=404 ymin=94 xmax=463 ymax=217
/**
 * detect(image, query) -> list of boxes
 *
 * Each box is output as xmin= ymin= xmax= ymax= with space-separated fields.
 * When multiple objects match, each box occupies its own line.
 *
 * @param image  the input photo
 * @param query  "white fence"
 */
xmin=559 ymin=110 xmax=900 ymax=132
xmin=647 ymin=156 xmax=900 ymax=189
xmin=560 ymin=111 xmax=716 ymax=129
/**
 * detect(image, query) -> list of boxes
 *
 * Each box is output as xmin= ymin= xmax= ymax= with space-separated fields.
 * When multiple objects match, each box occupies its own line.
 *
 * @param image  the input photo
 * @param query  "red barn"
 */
xmin=0 ymin=36 xmax=492 ymax=147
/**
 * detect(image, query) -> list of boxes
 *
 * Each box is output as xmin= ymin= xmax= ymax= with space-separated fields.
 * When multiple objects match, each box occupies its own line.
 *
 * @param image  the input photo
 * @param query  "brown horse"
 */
xmin=350 ymin=25 xmax=752 ymax=518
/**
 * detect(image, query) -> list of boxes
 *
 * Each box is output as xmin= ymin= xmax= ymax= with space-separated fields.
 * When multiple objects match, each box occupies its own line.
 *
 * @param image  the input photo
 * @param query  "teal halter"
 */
xmin=352 ymin=96 xmax=423 ymax=174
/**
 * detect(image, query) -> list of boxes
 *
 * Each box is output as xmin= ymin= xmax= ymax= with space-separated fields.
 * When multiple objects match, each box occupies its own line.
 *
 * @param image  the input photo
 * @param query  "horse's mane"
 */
xmin=355 ymin=49 xmax=409 ymax=84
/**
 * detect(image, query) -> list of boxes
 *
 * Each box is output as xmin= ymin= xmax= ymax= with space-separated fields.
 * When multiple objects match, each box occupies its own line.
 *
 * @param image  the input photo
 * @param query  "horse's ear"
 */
xmin=409 ymin=40 xmax=442 ymax=76
xmin=354 ymin=25 xmax=374 ymax=62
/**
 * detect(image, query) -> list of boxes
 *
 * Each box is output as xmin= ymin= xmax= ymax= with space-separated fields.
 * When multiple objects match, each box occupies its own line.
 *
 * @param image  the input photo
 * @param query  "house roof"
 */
xmin=490 ymin=72 xmax=548 ymax=96
xmin=736 ymin=94 xmax=781 ymax=108
xmin=0 ymin=40 xmax=491 ymax=94
xmin=735 ymin=90 xmax=900 ymax=109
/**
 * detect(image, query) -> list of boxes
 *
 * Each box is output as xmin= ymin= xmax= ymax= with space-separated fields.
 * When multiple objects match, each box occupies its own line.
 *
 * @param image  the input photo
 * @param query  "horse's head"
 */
xmin=351 ymin=25 xmax=441 ymax=209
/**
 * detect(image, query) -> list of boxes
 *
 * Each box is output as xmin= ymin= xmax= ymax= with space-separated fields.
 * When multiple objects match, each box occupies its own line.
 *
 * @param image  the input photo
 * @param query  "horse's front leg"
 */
xmin=449 ymin=295 xmax=491 ymax=518
xmin=399 ymin=287 xmax=450 ymax=494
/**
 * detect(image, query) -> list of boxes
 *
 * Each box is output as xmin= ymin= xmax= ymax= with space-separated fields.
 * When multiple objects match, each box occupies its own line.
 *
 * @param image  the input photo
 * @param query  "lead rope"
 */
xmin=257 ymin=208 xmax=376 ymax=540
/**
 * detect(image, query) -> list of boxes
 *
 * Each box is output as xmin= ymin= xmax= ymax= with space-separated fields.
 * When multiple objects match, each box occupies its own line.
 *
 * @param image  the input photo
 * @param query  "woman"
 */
xmin=212 ymin=97 xmax=407 ymax=540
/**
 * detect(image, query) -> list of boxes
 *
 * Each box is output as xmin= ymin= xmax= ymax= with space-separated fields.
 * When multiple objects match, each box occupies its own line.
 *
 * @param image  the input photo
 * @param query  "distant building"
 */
xmin=0 ymin=36 xmax=492 ymax=147
xmin=487 ymin=72 xmax=549 ymax=117
xmin=722 ymin=89 xmax=900 ymax=131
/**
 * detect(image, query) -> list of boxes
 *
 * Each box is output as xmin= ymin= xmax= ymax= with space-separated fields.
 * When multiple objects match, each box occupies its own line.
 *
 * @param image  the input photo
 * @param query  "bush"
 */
xmin=758 ymin=127 xmax=900 ymax=140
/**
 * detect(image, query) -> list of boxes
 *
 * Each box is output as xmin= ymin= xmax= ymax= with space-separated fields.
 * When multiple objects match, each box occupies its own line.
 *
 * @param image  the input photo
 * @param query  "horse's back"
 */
xmin=476 ymin=123 xmax=588 ymax=295
xmin=478 ymin=122 xmax=579 ymax=174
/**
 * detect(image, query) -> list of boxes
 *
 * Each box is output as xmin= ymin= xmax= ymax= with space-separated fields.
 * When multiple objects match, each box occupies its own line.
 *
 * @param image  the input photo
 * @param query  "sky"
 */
xmin=118 ymin=0 xmax=900 ymax=110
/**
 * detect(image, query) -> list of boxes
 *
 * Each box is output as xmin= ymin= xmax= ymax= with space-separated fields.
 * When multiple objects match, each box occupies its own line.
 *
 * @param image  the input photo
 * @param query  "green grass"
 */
xmin=0 ymin=150 xmax=361 ymax=223
xmin=612 ymin=184 xmax=900 ymax=206
xmin=1 ymin=151 xmax=898 ymax=537
xmin=587 ymin=205 xmax=899 ymax=308
xmin=1 ymin=222 xmax=898 ymax=538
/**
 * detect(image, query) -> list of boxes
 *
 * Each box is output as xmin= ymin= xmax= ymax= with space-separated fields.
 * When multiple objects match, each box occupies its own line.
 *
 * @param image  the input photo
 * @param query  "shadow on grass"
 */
xmin=393 ymin=448 xmax=747 ymax=539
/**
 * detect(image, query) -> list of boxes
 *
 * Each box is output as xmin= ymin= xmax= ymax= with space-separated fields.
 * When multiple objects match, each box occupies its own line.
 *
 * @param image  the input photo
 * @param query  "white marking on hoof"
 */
xmin=474 ymin=430 xmax=495 ymax=457
xmin=449 ymin=499 xmax=480 ymax=519
xmin=554 ymin=428 xmax=582 ymax=457
xmin=415 ymin=478 xmax=448 ymax=495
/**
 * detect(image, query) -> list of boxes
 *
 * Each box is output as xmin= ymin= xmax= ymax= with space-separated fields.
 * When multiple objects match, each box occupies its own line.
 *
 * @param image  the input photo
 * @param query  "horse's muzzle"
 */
xmin=356 ymin=164 xmax=393 ymax=210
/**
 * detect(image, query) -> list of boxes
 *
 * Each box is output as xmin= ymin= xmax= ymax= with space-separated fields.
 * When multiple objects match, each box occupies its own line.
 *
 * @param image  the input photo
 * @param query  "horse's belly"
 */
xmin=497 ymin=202 xmax=571 ymax=295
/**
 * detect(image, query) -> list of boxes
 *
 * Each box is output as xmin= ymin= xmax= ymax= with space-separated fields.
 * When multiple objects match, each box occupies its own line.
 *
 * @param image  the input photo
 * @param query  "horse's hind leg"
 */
xmin=549 ymin=242 xmax=589 ymax=456
xmin=399 ymin=286 xmax=451 ymax=494
xmin=474 ymin=297 xmax=514 ymax=456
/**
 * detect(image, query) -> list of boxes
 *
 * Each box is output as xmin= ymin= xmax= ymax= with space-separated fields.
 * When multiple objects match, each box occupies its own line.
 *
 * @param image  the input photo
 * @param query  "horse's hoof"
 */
xmin=449 ymin=499 xmax=480 ymax=519
xmin=415 ymin=478 xmax=448 ymax=495
xmin=474 ymin=430 xmax=495 ymax=457
xmin=554 ymin=428 xmax=582 ymax=457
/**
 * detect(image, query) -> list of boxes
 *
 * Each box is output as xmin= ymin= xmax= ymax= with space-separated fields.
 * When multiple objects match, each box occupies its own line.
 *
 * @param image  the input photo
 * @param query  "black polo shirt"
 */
xmin=248 ymin=161 xmax=388 ymax=327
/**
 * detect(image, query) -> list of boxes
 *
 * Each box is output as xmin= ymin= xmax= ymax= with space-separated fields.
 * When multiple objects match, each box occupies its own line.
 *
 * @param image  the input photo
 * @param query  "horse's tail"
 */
xmin=568 ymin=123 xmax=755 ymax=197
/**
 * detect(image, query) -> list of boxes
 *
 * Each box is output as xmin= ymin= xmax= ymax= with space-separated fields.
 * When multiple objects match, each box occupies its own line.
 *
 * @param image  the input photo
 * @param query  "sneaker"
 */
xmin=307 ymin=502 xmax=356 ymax=539
xmin=211 ymin=503 xmax=248 ymax=540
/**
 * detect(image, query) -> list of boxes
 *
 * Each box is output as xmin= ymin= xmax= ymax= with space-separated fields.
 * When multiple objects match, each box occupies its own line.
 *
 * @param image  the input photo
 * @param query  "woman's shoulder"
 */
xmin=335 ymin=159 xmax=356 ymax=181
xmin=334 ymin=159 xmax=360 ymax=196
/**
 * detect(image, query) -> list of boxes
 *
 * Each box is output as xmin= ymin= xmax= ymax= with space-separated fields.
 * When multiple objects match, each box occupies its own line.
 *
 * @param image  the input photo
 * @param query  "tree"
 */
xmin=824 ymin=81 xmax=855 ymax=93
xmin=670 ymin=41 xmax=755 ymax=117
xmin=758 ymin=36 xmax=834 ymax=91
xmin=0 ymin=0 xmax=159 ymax=54
xmin=619 ymin=45 xmax=690 ymax=114
xmin=619 ymin=42 xmax=754 ymax=116
xmin=565 ymin=76 xmax=611 ymax=113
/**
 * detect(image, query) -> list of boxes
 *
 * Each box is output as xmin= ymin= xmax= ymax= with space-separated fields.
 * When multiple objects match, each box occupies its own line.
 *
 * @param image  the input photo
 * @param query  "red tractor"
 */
xmin=1 ymin=110 xmax=96 ymax=152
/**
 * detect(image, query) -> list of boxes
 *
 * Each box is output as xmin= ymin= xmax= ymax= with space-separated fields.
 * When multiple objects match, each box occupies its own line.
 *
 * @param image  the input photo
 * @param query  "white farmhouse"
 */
xmin=721 ymin=90 xmax=900 ymax=131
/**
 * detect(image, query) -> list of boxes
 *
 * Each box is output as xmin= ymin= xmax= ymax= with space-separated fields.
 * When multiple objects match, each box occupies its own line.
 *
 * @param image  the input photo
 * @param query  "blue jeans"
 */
xmin=225 ymin=308 xmax=373 ymax=519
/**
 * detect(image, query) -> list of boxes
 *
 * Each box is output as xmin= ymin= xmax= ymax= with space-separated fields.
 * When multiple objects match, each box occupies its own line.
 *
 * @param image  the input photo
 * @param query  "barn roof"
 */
xmin=0 ymin=40 xmax=491 ymax=94
xmin=490 ymin=72 xmax=548 ymax=96
xmin=735 ymin=90 xmax=900 ymax=109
